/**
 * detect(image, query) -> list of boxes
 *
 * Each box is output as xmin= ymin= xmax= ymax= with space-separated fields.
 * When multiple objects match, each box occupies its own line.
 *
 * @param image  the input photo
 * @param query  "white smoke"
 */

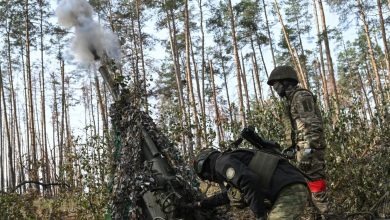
xmin=56 ymin=0 xmax=120 ymax=63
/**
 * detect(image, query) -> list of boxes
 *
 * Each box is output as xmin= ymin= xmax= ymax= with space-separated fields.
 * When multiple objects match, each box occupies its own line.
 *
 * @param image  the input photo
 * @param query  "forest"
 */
xmin=0 ymin=0 xmax=389 ymax=219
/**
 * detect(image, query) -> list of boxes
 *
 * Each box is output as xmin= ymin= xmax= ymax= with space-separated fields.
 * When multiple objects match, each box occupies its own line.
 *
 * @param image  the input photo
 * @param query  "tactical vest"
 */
xmin=248 ymin=150 xmax=280 ymax=189
xmin=226 ymin=148 xmax=280 ymax=189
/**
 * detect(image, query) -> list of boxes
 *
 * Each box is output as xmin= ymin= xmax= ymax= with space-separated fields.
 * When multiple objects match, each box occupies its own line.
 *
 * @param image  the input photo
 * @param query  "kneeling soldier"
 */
xmin=191 ymin=148 xmax=308 ymax=220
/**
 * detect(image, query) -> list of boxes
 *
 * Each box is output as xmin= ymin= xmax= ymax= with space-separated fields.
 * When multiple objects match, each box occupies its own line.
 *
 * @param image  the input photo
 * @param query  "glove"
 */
xmin=181 ymin=201 xmax=201 ymax=209
xmin=282 ymin=146 xmax=296 ymax=159
xmin=298 ymin=148 xmax=313 ymax=171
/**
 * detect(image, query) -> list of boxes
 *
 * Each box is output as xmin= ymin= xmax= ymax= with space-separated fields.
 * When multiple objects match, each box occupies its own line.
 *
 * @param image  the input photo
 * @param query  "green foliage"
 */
xmin=324 ymin=108 xmax=390 ymax=215
xmin=249 ymin=98 xmax=285 ymax=143
xmin=0 ymin=191 xmax=109 ymax=219
xmin=0 ymin=134 xmax=111 ymax=219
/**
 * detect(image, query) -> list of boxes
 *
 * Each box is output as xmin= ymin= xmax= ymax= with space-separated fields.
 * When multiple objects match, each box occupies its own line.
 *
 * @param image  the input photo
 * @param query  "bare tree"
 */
xmin=184 ymin=0 xmax=200 ymax=154
xmin=196 ymin=0 xmax=207 ymax=143
xmin=227 ymin=0 xmax=246 ymax=127
xmin=376 ymin=0 xmax=390 ymax=83
xmin=313 ymin=0 xmax=330 ymax=110
xmin=240 ymin=53 xmax=251 ymax=117
xmin=251 ymin=54 xmax=263 ymax=106
xmin=261 ymin=0 xmax=277 ymax=68
xmin=24 ymin=0 xmax=38 ymax=190
xmin=163 ymin=0 xmax=189 ymax=152
xmin=317 ymin=0 xmax=340 ymax=117
xmin=356 ymin=0 xmax=384 ymax=105
xmin=38 ymin=0 xmax=51 ymax=194
xmin=209 ymin=60 xmax=224 ymax=144
xmin=0 ymin=66 xmax=16 ymax=188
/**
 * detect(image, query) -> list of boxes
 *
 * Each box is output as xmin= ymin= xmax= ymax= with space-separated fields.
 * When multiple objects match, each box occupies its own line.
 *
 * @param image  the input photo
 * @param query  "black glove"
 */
xmin=181 ymin=201 xmax=201 ymax=209
xmin=282 ymin=146 xmax=296 ymax=159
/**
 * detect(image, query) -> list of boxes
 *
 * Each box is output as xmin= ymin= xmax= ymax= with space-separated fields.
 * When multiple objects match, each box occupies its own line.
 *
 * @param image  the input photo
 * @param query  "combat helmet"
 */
xmin=267 ymin=65 xmax=298 ymax=85
xmin=193 ymin=148 xmax=220 ymax=180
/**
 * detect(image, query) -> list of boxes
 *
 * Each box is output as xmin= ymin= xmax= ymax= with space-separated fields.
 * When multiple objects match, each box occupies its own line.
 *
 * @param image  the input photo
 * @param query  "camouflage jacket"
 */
xmin=283 ymin=86 xmax=326 ymax=150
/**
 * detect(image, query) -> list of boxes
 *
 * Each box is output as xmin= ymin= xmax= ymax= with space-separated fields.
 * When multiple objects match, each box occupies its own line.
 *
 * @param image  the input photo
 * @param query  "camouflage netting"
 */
xmin=108 ymin=85 xmax=229 ymax=219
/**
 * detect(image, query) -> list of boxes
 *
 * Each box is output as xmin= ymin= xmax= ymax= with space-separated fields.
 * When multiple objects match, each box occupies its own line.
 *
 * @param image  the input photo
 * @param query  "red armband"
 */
xmin=307 ymin=179 xmax=326 ymax=193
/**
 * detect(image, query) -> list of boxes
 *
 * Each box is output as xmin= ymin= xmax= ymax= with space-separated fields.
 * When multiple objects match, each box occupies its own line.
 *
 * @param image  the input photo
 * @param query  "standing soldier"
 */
xmin=267 ymin=65 xmax=329 ymax=218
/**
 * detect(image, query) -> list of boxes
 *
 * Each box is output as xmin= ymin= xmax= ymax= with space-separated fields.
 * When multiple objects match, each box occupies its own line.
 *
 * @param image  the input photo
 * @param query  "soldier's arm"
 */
xmin=291 ymin=91 xmax=324 ymax=149
xmin=200 ymin=191 xmax=229 ymax=208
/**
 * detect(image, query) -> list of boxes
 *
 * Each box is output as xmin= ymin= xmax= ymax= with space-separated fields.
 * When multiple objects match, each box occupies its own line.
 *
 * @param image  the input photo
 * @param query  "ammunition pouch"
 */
xmin=248 ymin=151 xmax=280 ymax=189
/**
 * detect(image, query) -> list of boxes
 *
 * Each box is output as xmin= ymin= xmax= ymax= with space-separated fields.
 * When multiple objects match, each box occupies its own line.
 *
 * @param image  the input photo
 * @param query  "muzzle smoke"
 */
xmin=56 ymin=0 xmax=120 ymax=63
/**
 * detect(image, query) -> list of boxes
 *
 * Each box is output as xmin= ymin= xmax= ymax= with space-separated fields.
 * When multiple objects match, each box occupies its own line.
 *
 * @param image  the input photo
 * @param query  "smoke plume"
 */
xmin=56 ymin=0 xmax=120 ymax=63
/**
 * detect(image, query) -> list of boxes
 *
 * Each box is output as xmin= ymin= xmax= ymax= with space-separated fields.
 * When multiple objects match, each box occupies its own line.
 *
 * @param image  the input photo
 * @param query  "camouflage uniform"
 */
xmin=267 ymin=183 xmax=308 ymax=219
xmin=284 ymin=85 xmax=329 ymax=214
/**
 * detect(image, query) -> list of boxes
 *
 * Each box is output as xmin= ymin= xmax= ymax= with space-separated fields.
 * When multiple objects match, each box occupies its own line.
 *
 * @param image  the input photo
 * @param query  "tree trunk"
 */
xmin=255 ymin=33 xmax=275 ymax=98
xmin=0 ymin=66 xmax=15 ymax=189
xmin=184 ymin=0 xmax=199 ymax=154
xmin=197 ymin=0 xmax=207 ymax=144
xmin=39 ymin=0 xmax=51 ymax=195
xmin=357 ymin=0 xmax=384 ymax=106
xmin=261 ymin=0 xmax=276 ymax=68
xmin=6 ymin=23 xmax=25 ymax=192
xmin=59 ymin=59 xmax=65 ymax=183
xmin=250 ymin=38 xmax=263 ymax=106
xmin=130 ymin=15 xmax=140 ymax=85
xmin=357 ymin=69 xmax=374 ymax=122
xmin=250 ymin=69 xmax=259 ymax=105
xmin=64 ymin=85 xmax=74 ymax=187
xmin=51 ymin=71 xmax=59 ymax=194
xmin=219 ymin=46 xmax=234 ymax=128
xmin=317 ymin=0 xmax=340 ymax=117
xmin=10 ymin=67 xmax=24 ymax=193
xmin=227 ymin=0 xmax=246 ymax=127
xmin=135 ymin=0 xmax=148 ymax=112
xmin=240 ymin=53 xmax=251 ymax=116
xmin=20 ymin=34 xmax=30 ymax=192
xmin=376 ymin=0 xmax=390 ymax=82
xmin=164 ymin=0 xmax=188 ymax=152
xmin=25 ymin=0 xmax=39 ymax=191
xmin=189 ymin=35 xmax=204 ymax=148
xmin=94 ymin=72 xmax=108 ymax=135
xmin=293 ymin=14 xmax=310 ymax=89
xmin=209 ymin=60 xmax=223 ymax=144
xmin=364 ymin=60 xmax=380 ymax=114
xmin=251 ymin=56 xmax=261 ymax=105
xmin=313 ymin=0 xmax=330 ymax=110
xmin=315 ymin=59 xmax=330 ymax=110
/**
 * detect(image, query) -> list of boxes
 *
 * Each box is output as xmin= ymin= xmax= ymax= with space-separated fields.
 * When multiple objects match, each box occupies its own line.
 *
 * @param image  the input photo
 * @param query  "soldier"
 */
xmin=190 ymin=148 xmax=308 ymax=220
xmin=267 ymin=65 xmax=329 ymax=218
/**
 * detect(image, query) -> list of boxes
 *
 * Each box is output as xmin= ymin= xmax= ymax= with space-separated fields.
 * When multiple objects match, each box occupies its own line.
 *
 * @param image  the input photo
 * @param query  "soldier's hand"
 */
xmin=227 ymin=187 xmax=246 ymax=208
xmin=282 ymin=146 xmax=296 ymax=159
xmin=299 ymin=148 xmax=313 ymax=170
xmin=181 ymin=201 xmax=202 ymax=209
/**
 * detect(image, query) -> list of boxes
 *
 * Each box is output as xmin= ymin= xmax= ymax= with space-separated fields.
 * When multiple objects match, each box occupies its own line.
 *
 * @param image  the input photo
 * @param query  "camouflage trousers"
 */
xmin=267 ymin=183 xmax=308 ymax=220
xmin=296 ymin=148 xmax=329 ymax=215
xmin=296 ymin=148 xmax=326 ymax=180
